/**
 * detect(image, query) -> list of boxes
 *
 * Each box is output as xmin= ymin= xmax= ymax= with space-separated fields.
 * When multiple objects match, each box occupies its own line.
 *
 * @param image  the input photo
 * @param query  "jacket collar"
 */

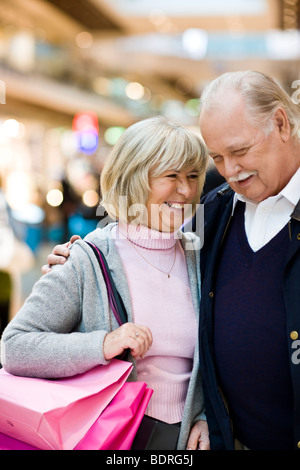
xmin=291 ymin=199 xmax=300 ymax=222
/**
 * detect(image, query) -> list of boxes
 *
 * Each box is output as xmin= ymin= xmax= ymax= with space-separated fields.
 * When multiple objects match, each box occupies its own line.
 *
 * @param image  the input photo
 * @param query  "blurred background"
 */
xmin=0 ymin=0 xmax=300 ymax=329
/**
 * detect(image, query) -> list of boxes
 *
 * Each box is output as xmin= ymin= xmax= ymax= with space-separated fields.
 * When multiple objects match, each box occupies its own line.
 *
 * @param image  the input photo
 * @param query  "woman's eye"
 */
xmin=188 ymin=174 xmax=198 ymax=179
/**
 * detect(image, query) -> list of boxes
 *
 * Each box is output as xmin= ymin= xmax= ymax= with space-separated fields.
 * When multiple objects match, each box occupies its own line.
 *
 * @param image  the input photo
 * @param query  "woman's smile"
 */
xmin=164 ymin=201 xmax=186 ymax=210
xmin=146 ymin=168 xmax=199 ymax=232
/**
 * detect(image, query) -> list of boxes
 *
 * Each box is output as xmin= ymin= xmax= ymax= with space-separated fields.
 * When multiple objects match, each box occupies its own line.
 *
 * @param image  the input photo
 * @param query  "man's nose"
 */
xmin=223 ymin=158 xmax=242 ymax=180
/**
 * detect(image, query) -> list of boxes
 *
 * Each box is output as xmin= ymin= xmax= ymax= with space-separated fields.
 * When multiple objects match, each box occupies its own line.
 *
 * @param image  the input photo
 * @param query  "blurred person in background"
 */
xmin=0 ymin=178 xmax=33 ymax=338
xmin=198 ymin=70 xmax=300 ymax=450
xmin=1 ymin=116 xmax=209 ymax=450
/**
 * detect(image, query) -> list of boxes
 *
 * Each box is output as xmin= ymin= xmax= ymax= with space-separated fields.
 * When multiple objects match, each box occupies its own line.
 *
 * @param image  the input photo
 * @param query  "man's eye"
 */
xmin=234 ymin=148 xmax=249 ymax=156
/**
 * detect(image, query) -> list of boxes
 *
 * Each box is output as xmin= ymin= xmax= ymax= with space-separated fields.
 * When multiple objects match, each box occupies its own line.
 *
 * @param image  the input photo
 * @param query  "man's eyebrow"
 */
xmin=207 ymin=149 xmax=218 ymax=156
xmin=208 ymin=143 xmax=251 ymax=156
xmin=229 ymin=144 xmax=252 ymax=154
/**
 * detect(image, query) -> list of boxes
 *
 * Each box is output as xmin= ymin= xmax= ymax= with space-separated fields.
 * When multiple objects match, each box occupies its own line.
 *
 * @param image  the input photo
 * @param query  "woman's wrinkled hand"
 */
xmin=186 ymin=419 xmax=210 ymax=450
xmin=103 ymin=322 xmax=153 ymax=360
xmin=41 ymin=235 xmax=81 ymax=274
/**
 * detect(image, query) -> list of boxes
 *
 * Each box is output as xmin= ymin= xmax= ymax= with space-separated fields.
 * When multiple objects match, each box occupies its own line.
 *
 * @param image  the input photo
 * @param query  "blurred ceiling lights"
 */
xmin=0 ymin=0 xmax=299 ymax=131
xmin=113 ymin=0 xmax=267 ymax=16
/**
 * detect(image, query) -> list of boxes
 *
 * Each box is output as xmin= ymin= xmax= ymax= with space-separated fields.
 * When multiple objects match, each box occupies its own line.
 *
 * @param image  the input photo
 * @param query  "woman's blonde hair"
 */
xmin=100 ymin=116 xmax=208 ymax=223
xmin=200 ymin=70 xmax=300 ymax=138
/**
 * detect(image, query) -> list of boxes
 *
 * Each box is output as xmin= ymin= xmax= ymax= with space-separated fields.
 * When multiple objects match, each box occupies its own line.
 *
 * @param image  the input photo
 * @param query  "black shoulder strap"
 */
xmin=85 ymin=241 xmax=128 ymax=325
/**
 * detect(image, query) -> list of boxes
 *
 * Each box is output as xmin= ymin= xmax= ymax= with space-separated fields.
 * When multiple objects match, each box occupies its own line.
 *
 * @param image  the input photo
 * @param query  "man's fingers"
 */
xmin=41 ymin=264 xmax=52 ymax=275
xmin=41 ymin=235 xmax=80 ymax=274
xmin=70 ymin=235 xmax=81 ymax=243
xmin=52 ymin=243 xmax=70 ymax=257
xmin=47 ymin=253 xmax=67 ymax=266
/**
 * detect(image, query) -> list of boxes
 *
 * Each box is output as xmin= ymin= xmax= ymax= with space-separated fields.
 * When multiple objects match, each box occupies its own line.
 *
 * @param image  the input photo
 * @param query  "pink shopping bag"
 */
xmin=0 ymin=382 xmax=153 ymax=451
xmin=75 ymin=382 xmax=153 ymax=450
xmin=0 ymin=359 xmax=132 ymax=450
xmin=0 ymin=432 xmax=38 ymax=450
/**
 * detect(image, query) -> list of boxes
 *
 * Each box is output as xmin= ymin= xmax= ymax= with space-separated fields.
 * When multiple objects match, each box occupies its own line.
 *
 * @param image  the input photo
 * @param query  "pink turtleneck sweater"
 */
xmin=112 ymin=223 xmax=197 ymax=424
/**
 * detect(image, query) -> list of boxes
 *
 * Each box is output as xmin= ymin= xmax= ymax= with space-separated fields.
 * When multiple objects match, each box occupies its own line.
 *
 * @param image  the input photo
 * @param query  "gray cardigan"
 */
xmin=0 ymin=223 xmax=205 ymax=450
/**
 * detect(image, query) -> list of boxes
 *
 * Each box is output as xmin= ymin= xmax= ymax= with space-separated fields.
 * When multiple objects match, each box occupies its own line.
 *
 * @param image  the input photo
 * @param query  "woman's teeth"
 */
xmin=165 ymin=202 xmax=185 ymax=209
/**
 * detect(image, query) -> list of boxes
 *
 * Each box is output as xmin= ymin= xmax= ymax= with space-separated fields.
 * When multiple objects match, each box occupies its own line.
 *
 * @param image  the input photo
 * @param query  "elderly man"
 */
xmin=198 ymin=71 xmax=300 ymax=450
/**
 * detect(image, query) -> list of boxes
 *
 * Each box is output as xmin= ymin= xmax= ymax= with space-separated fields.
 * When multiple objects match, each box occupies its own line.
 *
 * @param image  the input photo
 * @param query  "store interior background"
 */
xmin=0 ymin=0 xmax=299 ymax=317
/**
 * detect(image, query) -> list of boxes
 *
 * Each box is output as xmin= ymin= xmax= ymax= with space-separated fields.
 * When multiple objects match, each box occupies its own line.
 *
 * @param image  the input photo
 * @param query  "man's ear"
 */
xmin=273 ymin=107 xmax=290 ymax=142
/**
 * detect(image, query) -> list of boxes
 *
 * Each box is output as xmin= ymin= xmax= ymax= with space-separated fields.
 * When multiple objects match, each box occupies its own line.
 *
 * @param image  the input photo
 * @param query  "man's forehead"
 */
xmin=206 ymin=139 xmax=251 ymax=154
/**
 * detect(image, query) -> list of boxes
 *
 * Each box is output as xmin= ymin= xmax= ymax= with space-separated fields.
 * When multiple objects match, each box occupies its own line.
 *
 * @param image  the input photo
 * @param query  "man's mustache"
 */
xmin=228 ymin=171 xmax=258 ymax=183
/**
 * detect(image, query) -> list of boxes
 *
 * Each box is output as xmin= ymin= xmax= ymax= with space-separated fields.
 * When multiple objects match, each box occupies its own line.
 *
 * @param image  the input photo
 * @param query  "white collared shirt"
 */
xmin=232 ymin=168 xmax=300 ymax=252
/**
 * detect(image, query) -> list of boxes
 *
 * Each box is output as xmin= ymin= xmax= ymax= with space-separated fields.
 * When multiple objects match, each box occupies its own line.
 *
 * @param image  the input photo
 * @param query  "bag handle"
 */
xmin=85 ymin=241 xmax=128 ymax=326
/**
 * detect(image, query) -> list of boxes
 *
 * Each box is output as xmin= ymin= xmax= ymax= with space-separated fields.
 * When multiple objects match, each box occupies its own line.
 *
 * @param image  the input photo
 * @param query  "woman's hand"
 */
xmin=41 ymin=235 xmax=81 ymax=274
xmin=103 ymin=322 xmax=153 ymax=360
xmin=186 ymin=420 xmax=210 ymax=450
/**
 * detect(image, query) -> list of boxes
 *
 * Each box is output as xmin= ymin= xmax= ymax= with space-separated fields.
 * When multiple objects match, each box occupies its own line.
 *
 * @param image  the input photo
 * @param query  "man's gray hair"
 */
xmin=200 ymin=70 xmax=300 ymax=138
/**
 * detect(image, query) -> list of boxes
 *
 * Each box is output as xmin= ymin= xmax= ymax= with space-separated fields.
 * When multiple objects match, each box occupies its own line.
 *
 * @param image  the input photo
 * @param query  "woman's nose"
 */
xmin=176 ymin=178 xmax=193 ymax=197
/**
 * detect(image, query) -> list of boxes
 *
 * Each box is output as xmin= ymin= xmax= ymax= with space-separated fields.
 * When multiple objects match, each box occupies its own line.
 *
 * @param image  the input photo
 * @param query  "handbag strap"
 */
xmin=85 ymin=241 xmax=128 ymax=326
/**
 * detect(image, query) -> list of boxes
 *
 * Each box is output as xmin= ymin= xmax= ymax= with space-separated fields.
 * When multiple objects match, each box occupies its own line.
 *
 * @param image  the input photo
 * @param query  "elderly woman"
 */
xmin=1 ymin=116 xmax=209 ymax=450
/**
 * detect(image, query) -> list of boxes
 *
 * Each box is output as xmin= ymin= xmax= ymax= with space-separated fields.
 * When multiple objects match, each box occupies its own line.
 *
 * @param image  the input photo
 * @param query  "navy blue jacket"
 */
xmin=199 ymin=183 xmax=300 ymax=450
